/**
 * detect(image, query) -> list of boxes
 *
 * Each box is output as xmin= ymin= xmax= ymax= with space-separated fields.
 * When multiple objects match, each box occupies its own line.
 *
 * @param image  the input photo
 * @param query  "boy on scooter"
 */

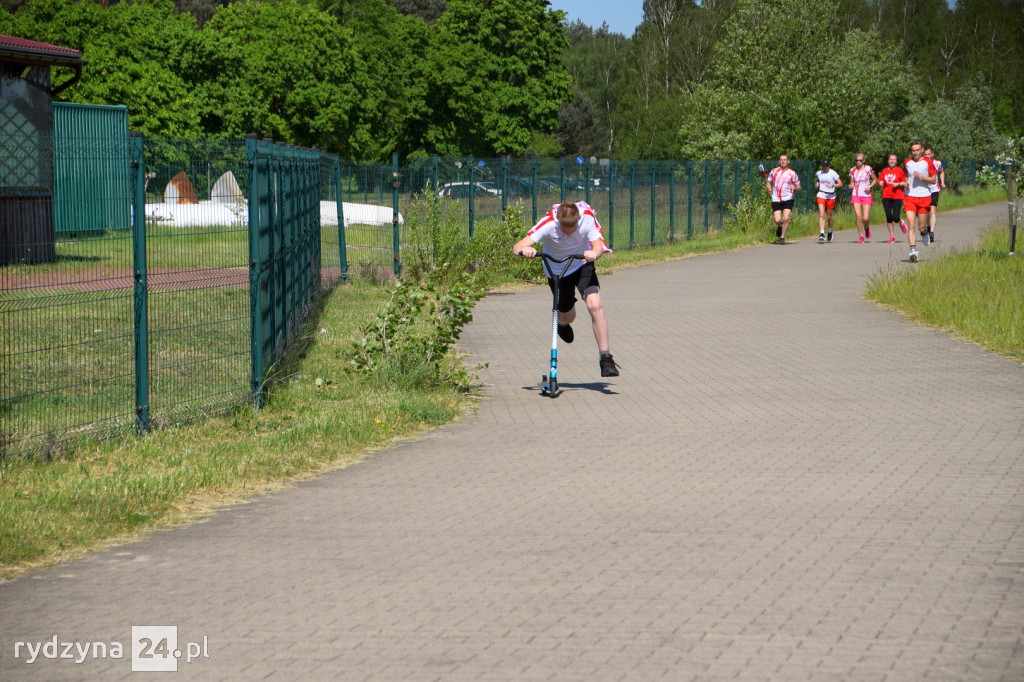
xmin=513 ymin=200 xmax=619 ymax=377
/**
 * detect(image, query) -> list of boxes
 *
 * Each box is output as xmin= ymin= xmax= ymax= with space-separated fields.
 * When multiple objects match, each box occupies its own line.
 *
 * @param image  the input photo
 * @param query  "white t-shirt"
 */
xmin=904 ymin=158 xmax=937 ymax=198
xmin=849 ymin=166 xmax=874 ymax=197
xmin=815 ymin=169 xmax=840 ymax=199
xmin=768 ymin=167 xmax=799 ymax=202
xmin=526 ymin=201 xmax=608 ymax=277
xmin=928 ymin=159 xmax=944 ymax=193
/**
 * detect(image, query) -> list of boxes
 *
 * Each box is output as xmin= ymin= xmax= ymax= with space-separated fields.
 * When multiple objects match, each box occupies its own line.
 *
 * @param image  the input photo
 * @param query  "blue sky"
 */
xmin=548 ymin=0 xmax=645 ymax=37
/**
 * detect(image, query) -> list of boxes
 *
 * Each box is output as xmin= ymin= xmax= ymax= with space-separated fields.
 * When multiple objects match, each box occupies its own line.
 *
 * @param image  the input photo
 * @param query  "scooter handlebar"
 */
xmin=537 ymin=252 xmax=586 ymax=263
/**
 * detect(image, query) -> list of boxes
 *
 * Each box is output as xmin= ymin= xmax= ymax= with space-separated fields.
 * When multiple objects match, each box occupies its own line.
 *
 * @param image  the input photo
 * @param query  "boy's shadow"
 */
xmin=524 ymin=381 xmax=618 ymax=396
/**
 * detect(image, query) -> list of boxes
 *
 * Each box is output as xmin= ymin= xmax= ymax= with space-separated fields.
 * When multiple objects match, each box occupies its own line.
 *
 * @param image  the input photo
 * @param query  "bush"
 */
xmin=348 ymin=268 xmax=484 ymax=390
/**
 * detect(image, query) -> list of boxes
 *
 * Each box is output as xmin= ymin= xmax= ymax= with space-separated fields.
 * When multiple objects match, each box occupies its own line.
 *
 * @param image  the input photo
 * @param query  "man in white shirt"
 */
xmin=924 ymin=147 xmax=946 ymax=242
xmin=814 ymin=159 xmax=842 ymax=242
xmin=903 ymin=140 xmax=937 ymax=262
xmin=767 ymin=154 xmax=801 ymax=245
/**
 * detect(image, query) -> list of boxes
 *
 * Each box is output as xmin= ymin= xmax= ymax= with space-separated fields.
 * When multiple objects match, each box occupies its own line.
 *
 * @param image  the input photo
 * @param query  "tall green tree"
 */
xmin=201 ymin=0 xmax=373 ymax=155
xmin=678 ymin=0 xmax=910 ymax=161
xmin=422 ymin=0 xmax=570 ymax=156
xmin=4 ymin=0 xmax=204 ymax=136
xmin=561 ymin=20 xmax=630 ymax=156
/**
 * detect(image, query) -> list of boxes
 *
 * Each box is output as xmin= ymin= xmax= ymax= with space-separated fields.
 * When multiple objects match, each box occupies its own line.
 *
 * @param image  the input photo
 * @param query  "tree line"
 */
xmin=2 ymin=0 xmax=1020 ymax=166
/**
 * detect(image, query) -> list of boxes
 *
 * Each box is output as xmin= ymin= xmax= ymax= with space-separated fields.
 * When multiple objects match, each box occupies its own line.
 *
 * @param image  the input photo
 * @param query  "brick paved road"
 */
xmin=2 ymin=204 xmax=1022 ymax=681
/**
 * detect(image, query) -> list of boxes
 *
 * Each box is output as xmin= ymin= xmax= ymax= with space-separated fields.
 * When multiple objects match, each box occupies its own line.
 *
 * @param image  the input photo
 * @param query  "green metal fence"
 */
xmin=338 ymin=156 xmax=983 ymax=272
xmin=1 ymin=134 xmax=343 ymax=459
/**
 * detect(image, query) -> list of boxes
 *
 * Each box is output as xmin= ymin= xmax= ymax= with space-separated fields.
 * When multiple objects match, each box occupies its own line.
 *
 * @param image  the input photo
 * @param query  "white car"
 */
xmin=437 ymin=181 xmax=502 ymax=199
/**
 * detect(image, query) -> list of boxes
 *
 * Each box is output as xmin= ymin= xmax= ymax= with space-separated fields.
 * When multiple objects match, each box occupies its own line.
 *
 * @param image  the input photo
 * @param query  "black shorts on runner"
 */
xmin=771 ymin=199 xmax=795 ymax=211
xmin=930 ymin=192 xmax=940 ymax=207
xmin=548 ymin=262 xmax=600 ymax=313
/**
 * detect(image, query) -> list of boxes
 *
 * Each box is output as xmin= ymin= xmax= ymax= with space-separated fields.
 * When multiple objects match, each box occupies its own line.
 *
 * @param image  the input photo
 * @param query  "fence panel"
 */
xmin=2 ymin=132 xmax=340 ymax=459
xmin=1 ymin=131 xmax=136 ymax=457
xmin=140 ymin=137 xmax=251 ymax=428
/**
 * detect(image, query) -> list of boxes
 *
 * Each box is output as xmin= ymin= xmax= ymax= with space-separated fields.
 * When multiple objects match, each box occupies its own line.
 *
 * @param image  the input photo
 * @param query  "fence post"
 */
xmin=650 ymin=161 xmax=656 ymax=246
xmin=246 ymin=134 xmax=265 ymax=409
xmin=703 ymin=161 xmax=710 ymax=233
xmin=669 ymin=161 xmax=675 ymax=242
xmin=531 ymin=157 xmax=538 ymax=224
xmin=629 ymin=160 xmax=636 ymax=248
xmin=585 ymin=158 xmax=591 ymax=205
xmin=334 ymin=156 xmax=347 ymax=281
xmin=1008 ymin=158 xmax=1017 ymax=255
xmin=129 ymin=131 xmax=149 ymax=433
xmin=718 ymin=161 xmax=725 ymax=226
xmin=468 ymin=155 xmax=475 ymax=240
xmin=559 ymin=158 xmax=566 ymax=203
xmin=392 ymin=152 xmax=401 ymax=277
xmin=687 ymin=160 xmax=693 ymax=240
xmin=500 ymin=155 xmax=508 ymax=213
xmin=608 ymin=159 xmax=615 ymax=249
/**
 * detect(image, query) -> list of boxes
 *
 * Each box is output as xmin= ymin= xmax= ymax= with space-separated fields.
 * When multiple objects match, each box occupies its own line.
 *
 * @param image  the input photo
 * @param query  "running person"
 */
xmin=513 ymin=200 xmax=619 ymax=377
xmin=767 ymin=154 xmax=801 ymax=244
xmin=877 ymin=154 xmax=908 ymax=243
xmin=923 ymin=147 xmax=946 ymax=243
xmin=903 ymin=140 xmax=937 ymax=262
xmin=849 ymin=153 xmax=877 ymax=243
xmin=814 ymin=159 xmax=842 ymax=242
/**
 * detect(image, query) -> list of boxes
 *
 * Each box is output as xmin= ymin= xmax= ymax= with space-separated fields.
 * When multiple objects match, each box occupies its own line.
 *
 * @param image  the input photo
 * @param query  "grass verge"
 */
xmin=0 ymin=185 xmax=1010 ymax=580
xmin=865 ymin=225 xmax=1023 ymax=363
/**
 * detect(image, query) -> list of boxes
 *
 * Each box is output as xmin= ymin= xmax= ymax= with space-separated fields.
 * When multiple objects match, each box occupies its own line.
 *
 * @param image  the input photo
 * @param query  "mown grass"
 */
xmin=865 ymin=225 xmax=1023 ymax=362
xmin=0 ymin=184 xmax=1010 ymax=580
xmin=0 ymin=282 xmax=466 ymax=578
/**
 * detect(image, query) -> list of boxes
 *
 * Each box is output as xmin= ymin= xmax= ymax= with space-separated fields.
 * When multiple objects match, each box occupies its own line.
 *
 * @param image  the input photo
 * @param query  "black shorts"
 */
xmin=548 ymin=262 xmax=600 ymax=313
xmin=771 ymin=199 xmax=795 ymax=211
xmin=930 ymin=192 xmax=940 ymax=207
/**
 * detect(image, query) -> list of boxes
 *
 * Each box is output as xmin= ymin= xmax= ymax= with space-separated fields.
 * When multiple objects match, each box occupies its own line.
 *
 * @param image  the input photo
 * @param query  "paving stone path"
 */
xmin=2 ymin=203 xmax=1021 ymax=681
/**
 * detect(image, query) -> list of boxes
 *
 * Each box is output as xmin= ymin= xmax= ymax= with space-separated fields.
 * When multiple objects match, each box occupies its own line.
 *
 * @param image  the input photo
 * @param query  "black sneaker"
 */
xmin=818 ymin=233 xmax=826 ymax=242
xmin=929 ymin=231 xmax=935 ymax=242
xmin=776 ymin=237 xmax=786 ymax=245
xmin=557 ymin=324 xmax=573 ymax=344
xmin=776 ymin=226 xmax=782 ymax=238
xmin=599 ymin=353 xmax=619 ymax=377
xmin=826 ymin=230 xmax=833 ymax=243
xmin=865 ymin=227 xmax=871 ymax=239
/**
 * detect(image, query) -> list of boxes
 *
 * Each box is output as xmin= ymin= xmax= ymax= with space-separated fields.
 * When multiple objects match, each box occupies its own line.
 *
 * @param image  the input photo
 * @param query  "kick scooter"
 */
xmin=517 ymin=251 xmax=585 ymax=398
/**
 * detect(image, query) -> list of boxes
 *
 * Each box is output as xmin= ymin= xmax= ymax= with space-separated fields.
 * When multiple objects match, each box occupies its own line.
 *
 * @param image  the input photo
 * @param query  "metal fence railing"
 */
xmin=340 ymin=156 xmax=984 ymax=277
xmin=1 ymin=133 xmax=344 ymax=459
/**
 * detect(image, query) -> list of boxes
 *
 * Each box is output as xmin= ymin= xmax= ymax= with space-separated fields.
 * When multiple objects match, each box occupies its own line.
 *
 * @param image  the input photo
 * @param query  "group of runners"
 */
xmin=511 ymin=140 xmax=945 ymax=381
xmin=767 ymin=140 xmax=945 ymax=262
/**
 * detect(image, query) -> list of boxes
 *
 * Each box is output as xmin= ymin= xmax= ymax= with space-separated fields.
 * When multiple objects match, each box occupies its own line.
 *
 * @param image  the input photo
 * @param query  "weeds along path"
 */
xmin=1 ymin=203 xmax=1022 ymax=680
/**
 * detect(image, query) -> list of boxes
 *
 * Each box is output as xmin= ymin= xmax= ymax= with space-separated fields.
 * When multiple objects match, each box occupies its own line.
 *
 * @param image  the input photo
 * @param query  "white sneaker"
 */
xmin=922 ymin=232 xmax=930 ymax=245
xmin=909 ymin=248 xmax=919 ymax=263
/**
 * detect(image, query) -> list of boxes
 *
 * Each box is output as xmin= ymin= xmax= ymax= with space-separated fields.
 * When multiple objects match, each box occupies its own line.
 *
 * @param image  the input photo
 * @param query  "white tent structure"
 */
xmin=144 ymin=198 xmax=401 ymax=229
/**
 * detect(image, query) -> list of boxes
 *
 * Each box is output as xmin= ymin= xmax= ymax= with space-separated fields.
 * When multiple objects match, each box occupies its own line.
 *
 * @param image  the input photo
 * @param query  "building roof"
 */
xmin=0 ymin=34 xmax=83 ymax=67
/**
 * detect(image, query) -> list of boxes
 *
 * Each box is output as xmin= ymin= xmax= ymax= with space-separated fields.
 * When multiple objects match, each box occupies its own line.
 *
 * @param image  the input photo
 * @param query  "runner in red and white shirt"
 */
xmin=877 ymin=154 xmax=908 ymax=244
xmin=903 ymin=140 xmax=937 ymax=262
xmin=766 ymin=154 xmax=801 ymax=244
xmin=514 ymin=200 xmax=618 ymax=377
xmin=848 ymin=154 xmax=877 ymax=243
xmin=923 ymin=147 xmax=946 ymax=242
